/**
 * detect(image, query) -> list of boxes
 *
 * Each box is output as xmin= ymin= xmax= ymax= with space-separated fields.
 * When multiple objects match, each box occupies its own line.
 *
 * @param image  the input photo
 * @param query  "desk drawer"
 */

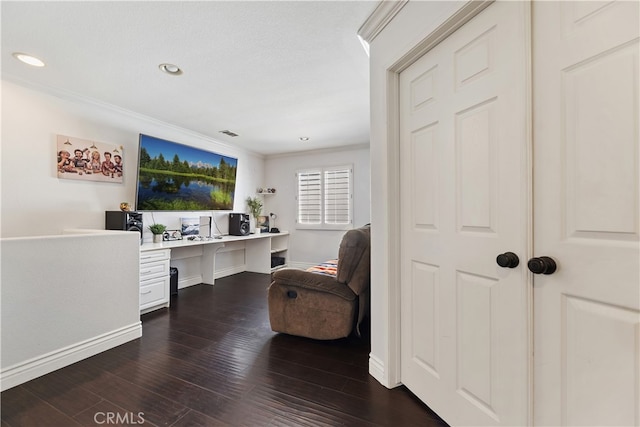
xmin=140 ymin=276 xmax=169 ymax=307
xmin=140 ymin=249 xmax=171 ymax=263
xmin=140 ymin=259 xmax=170 ymax=281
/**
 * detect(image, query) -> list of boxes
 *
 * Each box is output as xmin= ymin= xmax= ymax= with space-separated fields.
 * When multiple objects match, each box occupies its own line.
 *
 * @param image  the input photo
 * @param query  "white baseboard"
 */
xmin=369 ymin=353 xmax=387 ymax=386
xmin=215 ymin=265 xmax=246 ymax=279
xmin=177 ymin=263 xmax=255 ymax=287
xmin=0 ymin=322 xmax=142 ymax=392
xmin=179 ymin=275 xmax=204 ymax=288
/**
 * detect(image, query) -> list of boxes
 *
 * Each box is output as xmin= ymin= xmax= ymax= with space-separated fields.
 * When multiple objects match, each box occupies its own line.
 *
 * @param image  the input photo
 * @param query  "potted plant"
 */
xmin=148 ymin=223 xmax=167 ymax=243
xmin=245 ymin=196 xmax=263 ymax=233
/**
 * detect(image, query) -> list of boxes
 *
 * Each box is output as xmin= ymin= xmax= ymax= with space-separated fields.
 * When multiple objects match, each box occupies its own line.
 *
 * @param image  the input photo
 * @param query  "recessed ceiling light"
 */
xmin=159 ymin=63 xmax=182 ymax=75
xmin=299 ymin=137 xmax=310 ymax=142
xmin=13 ymin=52 xmax=45 ymax=67
xmin=219 ymin=130 xmax=239 ymax=137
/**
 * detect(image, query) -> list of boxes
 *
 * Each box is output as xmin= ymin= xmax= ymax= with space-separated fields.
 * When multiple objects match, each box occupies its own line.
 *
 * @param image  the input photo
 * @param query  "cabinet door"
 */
xmin=140 ymin=276 xmax=170 ymax=312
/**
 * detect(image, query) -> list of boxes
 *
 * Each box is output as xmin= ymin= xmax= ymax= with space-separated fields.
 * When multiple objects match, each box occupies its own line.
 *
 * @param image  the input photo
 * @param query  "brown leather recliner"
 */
xmin=267 ymin=225 xmax=370 ymax=340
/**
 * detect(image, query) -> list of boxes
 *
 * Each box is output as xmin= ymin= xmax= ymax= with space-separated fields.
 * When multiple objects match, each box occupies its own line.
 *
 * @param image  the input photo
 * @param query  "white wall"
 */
xmin=0 ymin=80 xmax=265 ymax=240
xmin=264 ymin=145 xmax=370 ymax=267
xmin=366 ymin=0 xmax=467 ymax=387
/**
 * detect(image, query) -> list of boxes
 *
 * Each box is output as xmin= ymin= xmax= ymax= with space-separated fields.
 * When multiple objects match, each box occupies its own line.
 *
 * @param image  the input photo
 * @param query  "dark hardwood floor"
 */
xmin=1 ymin=272 xmax=448 ymax=426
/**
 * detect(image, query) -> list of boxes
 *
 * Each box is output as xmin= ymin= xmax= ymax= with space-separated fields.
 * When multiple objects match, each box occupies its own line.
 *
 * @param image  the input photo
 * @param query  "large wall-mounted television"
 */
xmin=135 ymin=134 xmax=238 ymax=211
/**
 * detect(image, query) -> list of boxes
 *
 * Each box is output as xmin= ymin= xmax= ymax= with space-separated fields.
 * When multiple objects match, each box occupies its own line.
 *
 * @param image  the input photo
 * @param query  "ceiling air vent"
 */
xmin=219 ymin=130 xmax=239 ymax=137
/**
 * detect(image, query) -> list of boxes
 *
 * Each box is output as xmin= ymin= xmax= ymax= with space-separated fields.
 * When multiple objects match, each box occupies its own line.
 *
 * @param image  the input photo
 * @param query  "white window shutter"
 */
xmin=324 ymin=169 xmax=351 ymax=225
xmin=297 ymin=171 xmax=322 ymax=224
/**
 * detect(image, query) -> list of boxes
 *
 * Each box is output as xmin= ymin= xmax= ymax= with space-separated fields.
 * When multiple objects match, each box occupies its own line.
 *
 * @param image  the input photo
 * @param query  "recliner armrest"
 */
xmin=271 ymin=268 xmax=356 ymax=301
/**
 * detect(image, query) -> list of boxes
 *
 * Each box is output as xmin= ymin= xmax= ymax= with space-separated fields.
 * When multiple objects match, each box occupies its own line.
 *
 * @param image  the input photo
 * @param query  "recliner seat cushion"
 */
xmin=267 ymin=284 xmax=355 ymax=340
xmin=272 ymin=268 xmax=355 ymax=301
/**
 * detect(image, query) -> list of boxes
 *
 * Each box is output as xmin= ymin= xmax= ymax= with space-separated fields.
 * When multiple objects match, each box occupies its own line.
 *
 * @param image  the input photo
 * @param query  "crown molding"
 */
xmin=2 ymin=76 xmax=266 ymax=158
xmin=265 ymin=143 xmax=370 ymax=160
xmin=389 ymin=0 xmax=494 ymax=73
xmin=357 ymin=0 xmax=408 ymax=44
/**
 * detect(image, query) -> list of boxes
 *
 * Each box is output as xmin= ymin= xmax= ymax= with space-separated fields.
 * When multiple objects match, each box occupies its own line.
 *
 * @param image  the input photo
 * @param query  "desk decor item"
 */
xmin=180 ymin=217 xmax=199 ymax=236
xmin=258 ymin=216 xmax=269 ymax=233
xmin=245 ymin=196 xmax=263 ymax=233
xmin=148 ymin=223 xmax=167 ymax=243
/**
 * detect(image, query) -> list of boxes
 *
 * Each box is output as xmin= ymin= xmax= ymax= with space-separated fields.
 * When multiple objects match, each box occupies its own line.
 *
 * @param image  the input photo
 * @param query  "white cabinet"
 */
xmin=139 ymin=248 xmax=170 ymax=314
xmin=270 ymin=233 xmax=288 ymax=272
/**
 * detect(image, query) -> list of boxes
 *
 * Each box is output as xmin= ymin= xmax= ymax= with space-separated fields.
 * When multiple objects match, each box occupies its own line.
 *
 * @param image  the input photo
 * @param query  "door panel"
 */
xmin=565 ymin=43 xmax=638 ymax=237
xmin=456 ymin=271 xmax=500 ymax=420
xmin=533 ymin=1 xmax=640 ymax=425
xmin=456 ymin=99 xmax=497 ymax=233
xmin=410 ymin=261 xmax=439 ymax=375
xmin=564 ymin=296 xmax=640 ymax=426
xmin=399 ymin=2 xmax=530 ymax=426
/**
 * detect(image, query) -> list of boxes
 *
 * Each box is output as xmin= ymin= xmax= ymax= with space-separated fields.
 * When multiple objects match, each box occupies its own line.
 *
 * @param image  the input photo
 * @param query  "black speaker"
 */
xmin=105 ymin=211 xmax=143 ymax=242
xmin=229 ymin=213 xmax=250 ymax=236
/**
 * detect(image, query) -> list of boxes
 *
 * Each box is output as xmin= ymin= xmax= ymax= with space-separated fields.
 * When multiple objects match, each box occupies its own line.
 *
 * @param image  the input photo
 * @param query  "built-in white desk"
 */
xmin=138 ymin=232 xmax=289 ymax=313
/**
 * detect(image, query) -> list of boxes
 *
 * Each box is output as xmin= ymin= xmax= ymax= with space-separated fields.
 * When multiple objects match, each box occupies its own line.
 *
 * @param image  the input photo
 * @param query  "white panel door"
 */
xmin=533 ymin=2 xmax=640 ymax=426
xmin=399 ymin=2 xmax=530 ymax=426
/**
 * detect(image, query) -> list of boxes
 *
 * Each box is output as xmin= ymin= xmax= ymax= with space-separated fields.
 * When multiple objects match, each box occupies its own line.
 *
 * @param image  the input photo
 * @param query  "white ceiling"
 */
xmin=1 ymin=1 xmax=377 ymax=156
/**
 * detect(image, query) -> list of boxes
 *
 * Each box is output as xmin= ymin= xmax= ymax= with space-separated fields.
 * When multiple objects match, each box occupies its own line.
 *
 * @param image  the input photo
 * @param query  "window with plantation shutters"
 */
xmin=296 ymin=165 xmax=353 ymax=230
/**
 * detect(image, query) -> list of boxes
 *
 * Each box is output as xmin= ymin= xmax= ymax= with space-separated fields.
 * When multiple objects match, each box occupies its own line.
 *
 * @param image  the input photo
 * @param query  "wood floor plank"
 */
xmin=169 ymin=409 xmax=229 ymax=427
xmin=1 ymin=272 xmax=448 ymax=427
xmin=134 ymin=352 xmax=256 ymax=401
xmin=0 ymin=386 xmax=82 ymax=426
xmin=20 ymin=367 xmax=103 ymax=418
xmin=243 ymin=382 xmax=377 ymax=427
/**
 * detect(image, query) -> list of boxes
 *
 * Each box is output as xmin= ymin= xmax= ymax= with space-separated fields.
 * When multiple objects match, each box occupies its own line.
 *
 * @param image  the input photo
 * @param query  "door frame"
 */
xmin=364 ymin=1 xmax=533 ymax=423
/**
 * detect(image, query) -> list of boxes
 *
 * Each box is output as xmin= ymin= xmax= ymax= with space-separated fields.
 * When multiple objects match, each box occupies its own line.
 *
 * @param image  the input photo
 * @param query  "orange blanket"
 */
xmin=306 ymin=259 xmax=338 ymax=277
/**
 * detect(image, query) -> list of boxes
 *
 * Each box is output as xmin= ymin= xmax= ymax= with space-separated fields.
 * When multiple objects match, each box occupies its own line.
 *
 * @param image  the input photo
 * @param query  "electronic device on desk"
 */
xmin=163 ymin=230 xmax=182 ymax=241
xmin=105 ymin=211 xmax=143 ymax=243
xmin=269 ymin=212 xmax=280 ymax=233
xmin=229 ymin=213 xmax=250 ymax=236
xmin=186 ymin=235 xmax=217 ymax=241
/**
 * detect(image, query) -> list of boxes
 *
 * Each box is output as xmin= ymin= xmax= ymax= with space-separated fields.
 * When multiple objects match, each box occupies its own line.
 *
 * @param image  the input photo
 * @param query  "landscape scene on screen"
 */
xmin=136 ymin=134 xmax=238 ymax=211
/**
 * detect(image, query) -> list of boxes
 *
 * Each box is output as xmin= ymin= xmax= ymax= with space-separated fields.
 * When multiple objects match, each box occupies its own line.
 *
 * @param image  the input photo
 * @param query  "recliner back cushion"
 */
xmin=337 ymin=225 xmax=370 ymax=295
